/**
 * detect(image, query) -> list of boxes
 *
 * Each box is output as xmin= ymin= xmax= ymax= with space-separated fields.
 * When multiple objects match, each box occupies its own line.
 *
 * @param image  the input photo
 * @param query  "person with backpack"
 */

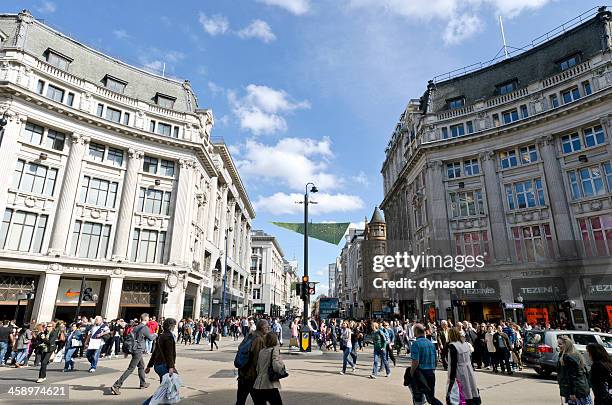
xmin=110 ymin=313 xmax=157 ymax=395
xmin=236 ymin=319 xmax=268 ymax=405
xmin=85 ymin=316 xmax=109 ymax=373
xmin=369 ymin=322 xmax=390 ymax=379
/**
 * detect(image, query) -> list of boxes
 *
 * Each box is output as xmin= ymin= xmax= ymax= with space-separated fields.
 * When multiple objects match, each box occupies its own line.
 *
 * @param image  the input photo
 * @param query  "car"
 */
xmin=521 ymin=329 xmax=612 ymax=377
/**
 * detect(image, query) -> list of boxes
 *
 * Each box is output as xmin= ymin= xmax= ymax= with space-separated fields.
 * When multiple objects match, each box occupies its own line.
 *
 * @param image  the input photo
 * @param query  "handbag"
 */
xmin=447 ymin=379 xmax=466 ymax=405
xmin=71 ymin=338 xmax=82 ymax=347
xmin=268 ymin=349 xmax=289 ymax=382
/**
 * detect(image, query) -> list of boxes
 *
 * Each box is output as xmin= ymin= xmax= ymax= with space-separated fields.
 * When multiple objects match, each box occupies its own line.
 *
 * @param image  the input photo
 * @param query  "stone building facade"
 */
xmin=0 ymin=10 xmax=254 ymax=323
xmin=381 ymin=9 xmax=612 ymax=330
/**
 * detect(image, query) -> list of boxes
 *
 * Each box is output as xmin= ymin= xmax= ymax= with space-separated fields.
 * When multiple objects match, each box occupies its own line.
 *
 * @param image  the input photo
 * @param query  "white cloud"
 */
xmin=138 ymin=49 xmax=184 ymax=75
xmin=198 ymin=13 xmax=230 ymax=36
xmin=35 ymin=1 xmax=56 ymax=13
xmin=351 ymin=171 xmax=370 ymax=186
xmin=238 ymin=20 xmax=276 ymax=43
xmin=228 ymin=84 xmax=310 ymax=135
xmin=208 ymin=81 xmax=225 ymax=96
xmin=256 ymin=0 xmax=310 ymax=15
xmin=254 ymin=192 xmax=364 ymax=215
xmin=348 ymin=0 xmax=552 ymax=45
xmin=112 ymin=29 xmax=129 ymax=40
xmin=236 ymin=137 xmax=336 ymax=191
xmin=443 ymin=13 xmax=482 ymax=45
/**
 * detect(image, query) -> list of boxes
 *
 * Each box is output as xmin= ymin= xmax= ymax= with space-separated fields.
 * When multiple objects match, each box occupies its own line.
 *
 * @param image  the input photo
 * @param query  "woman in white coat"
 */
xmin=447 ymin=328 xmax=481 ymax=405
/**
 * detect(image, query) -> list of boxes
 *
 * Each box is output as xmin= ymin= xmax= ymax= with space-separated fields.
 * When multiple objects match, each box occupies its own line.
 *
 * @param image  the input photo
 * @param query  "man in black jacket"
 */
xmin=111 ymin=313 xmax=157 ymax=395
xmin=493 ymin=326 xmax=513 ymax=375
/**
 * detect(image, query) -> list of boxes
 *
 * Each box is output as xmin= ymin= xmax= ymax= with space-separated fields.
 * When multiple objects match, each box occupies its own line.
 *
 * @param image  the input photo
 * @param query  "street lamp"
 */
xmin=221 ymin=226 xmax=233 ymax=321
xmin=299 ymin=182 xmax=317 ymax=352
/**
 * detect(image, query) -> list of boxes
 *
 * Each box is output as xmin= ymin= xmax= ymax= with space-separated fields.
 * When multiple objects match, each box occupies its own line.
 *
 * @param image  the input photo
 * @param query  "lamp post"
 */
xmin=300 ymin=182 xmax=317 ymax=352
xmin=221 ymin=226 xmax=233 ymax=321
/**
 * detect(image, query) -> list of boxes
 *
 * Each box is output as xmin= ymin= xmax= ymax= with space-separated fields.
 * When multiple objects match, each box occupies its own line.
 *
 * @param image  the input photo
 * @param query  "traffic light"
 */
xmin=161 ymin=291 xmax=169 ymax=304
xmin=307 ymin=282 xmax=315 ymax=295
xmin=302 ymin=275 xmax=309 ymax=283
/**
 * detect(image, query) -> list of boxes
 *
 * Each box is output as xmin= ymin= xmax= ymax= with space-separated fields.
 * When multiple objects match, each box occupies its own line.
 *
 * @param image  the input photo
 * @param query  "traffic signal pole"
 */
xmin=74 ymin=275 xmax=86 ymax=323
xmin=303 ymin=188 xmax=309 ymax=328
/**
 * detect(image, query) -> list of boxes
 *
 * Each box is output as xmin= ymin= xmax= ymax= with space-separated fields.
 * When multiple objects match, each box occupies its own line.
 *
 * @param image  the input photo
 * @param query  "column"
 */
xmin=31 ymin=270 xmax=62 ymax=323
xmin=480 ymin=151 xmax=511 ymax=262
xmin=424 ymin=160 xmax=451 ymax=252
xmin=207 ymin=177 xmax=218 ymax=240
xmin=193 ymin=283 xmax=203 ymax=319
xmin=101 ymin=274 xmax=124 ymax=319
xmin=168 ymin=159 xmax=195 ymax=266
xmin=48 ymin=133 xmax=90 ymax=256
xmin=538 ymin=135 xmax=578 ymax=257
xmin=218 ymin=185 xmax=229 ymax=244
xmin=0 ymin=111 xmax=26 ymax=218
xmin=112 ymin=149 xmax=143 ymax=261
xmin=161 ymin=282 xmax=185 ymax=319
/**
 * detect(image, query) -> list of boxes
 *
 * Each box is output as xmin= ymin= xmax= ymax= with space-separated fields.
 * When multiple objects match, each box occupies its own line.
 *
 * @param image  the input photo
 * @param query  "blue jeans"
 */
xmin=350 ymin=344 xmax=358 ymax=365
xmin=154 ymin=363 xmax=169 ymax=383
xmin=145 ymin=339 xmax=153 ymax=354
xmin=86 ymin=348 xmax=101 ymax=370
xmin=64 ymin=347 xmax=77 ymax=370
xmin=372 ymin=348 xmax=390 ymax=376
xmin=0 ymin=342 xmax=7 ymax=364
xmin=342 ymin=346 xmax=355 ymax=372
xmin=16 ymin=348 xmax=28 ymax=366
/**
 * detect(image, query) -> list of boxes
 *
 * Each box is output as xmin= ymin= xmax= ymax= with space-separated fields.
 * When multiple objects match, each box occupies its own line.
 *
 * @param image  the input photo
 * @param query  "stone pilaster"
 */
xmin=206 ymin=177 xmax=218 ymax=241
xmin=537 ymin=136 xmax=578 ymax=257
xmin=0 ymin=110 xmax=26 ymax=219
xmin=48 ymin=133 xmax=90 ymax=256
xmin=424 ymin=160 xmax=451 ymax=252
xmin=101 ymin=272 xmax=124 ymax=319
xmin=168 ymin=159 xmax=196 ymax=266
xmin=111 ymin=148 xmax=144 ymax=261
xmin=31 ymin=264 xmax=62 ymax=323
xmin=480 ymin=151 xmax=511 ymax=262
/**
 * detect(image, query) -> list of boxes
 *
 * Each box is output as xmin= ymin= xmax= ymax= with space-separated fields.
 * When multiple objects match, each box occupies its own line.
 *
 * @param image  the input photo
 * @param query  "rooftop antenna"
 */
xmin=499 ymin=15 xmax=509 ymax=59
xmin=162 ymin=62 xmax=166 ymax=77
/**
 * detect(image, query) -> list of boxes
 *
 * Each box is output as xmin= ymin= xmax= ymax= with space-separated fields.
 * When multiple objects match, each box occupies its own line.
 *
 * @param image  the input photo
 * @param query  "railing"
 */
xmin=542 ymin=60 xmax=591 ymax=89
xmin=148 ymin=104 xmax=187 ymax=121
xmin=486 ymin=87 xmax=529 ymax=108
xmin=36 ymin=59 xmax=85 ymax=87
xmin=94 ymin=84 xmax=137 ymax=107
xmin=437 ymin=104 xmax=474 ymax=120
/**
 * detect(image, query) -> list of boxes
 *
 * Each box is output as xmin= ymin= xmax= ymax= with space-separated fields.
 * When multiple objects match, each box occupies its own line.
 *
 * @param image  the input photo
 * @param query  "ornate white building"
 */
xmin=0 ymin=10 xmax=254 ymax=323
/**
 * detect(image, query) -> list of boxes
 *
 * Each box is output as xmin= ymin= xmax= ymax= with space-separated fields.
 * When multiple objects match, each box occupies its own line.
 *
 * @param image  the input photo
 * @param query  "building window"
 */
xmin=500 ymin=149 xmax=518 ymax=169
xmin=79 ymin=176 xmax=118 ymax=208
xmin=173 ymin=126 xmax=180 ymax=138
xmin=492 ymin=113 xmax=500 ymax=127
xmin=96 ymin=103 xmax=104 ymax=117
xmin=447 ymin=97 xmax=465 ymax=110
xmin=562 ymin=126 xmax=606 ymax=154
xmin=46 ymin=84 xmax=64 ymax=103
xmin=578 ymin=215 xmax=612 ymax=257
xmin=138 ymin=188 xmax=172 ymax=215
xmin=466 ymin=121 xmax=474 ymax=134
xmin=105 ymin=107 xmax=121 ymax=123
xmin=45 ymin=49 xmax=72 ymax=70
xmin=512 ymin=223 xmax=554 ymax=262
xmin=157 ymin=122 xmax=172 ymax=137
xmin=582 ymin=81 xmax=592 ymax=96
xmin=561 ymin=87 xmax=581 ymax=104
xmin=502 ymin=109 xmax=519 ymax=124
xmin=463 ymin=159 xmax=480 ymax=176
xmin=505 ymin=178 xmax=545 ymax=210
xmin=583 ymin=125 xmax=605 ymax=148
xmin=454 ymin=231 xmax=490 ymax=258
xmin=447 ymin=162 xmax=461 ymax=178
xmin=558 ymin=54 xmax=580 ymax=71
xmin=450 ymin=123 xmax=465 ymax=137
xmin=561 ymin=133 xmax=582 ymax=154
xmin=161 ymin=159 xmax=175 ymax=177
xmin=149 ymin=121 xmax=156 ymax=133
xmin=122 ymin=112 xmax=130 ymax=126
xmin=36 ymin=80 xmax=45 ymax=94
xmin=107 ymin=147 xmax=124 ymax=167
xmin=143 ymin=156 xmax=158 ymax=174
xmin=253 ymin=289 xmax=261 ymax=300
xmin=496 ymin=80 xmax=516 ymax=95
xmin=441 ymin=127 xmax=448 ymax=139
xmin=70 ymin=221 xmax=111 ymax=259
xmin=23 ymin=123 xmax=64 ymax=151
xmin=104 ymin=75 xmax=127 ymax=94
xmin=550 ymin=94 xmax=559 ymax=108
xmin=0 ymin=209 xmax=48 ymax=253
xmin=13 ymin=160 xmax=58 ymax=196
xmin=130 ymin=228 xmax=166 ymax=263
xmin=66 ymin=92 xmax=75 ymax=107
xmin=88 ymin=142 xmax=105 ymax=162
xmin=449 ymin=190 xmax=484 ymax=218
xmin=519 ymin=144 xmax=538 ymax=164
xmin=520 ymin=104 xmax=528 ymax=119
xmin=568 ymin=165 xmax=607 ymax=199
xmin=155 ymin=94 xmax=176 ymax=109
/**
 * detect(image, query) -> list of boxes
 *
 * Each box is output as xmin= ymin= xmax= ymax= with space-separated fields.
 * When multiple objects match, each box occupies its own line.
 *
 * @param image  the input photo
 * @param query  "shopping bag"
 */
xmin=289 ymin=337 xmax=298 ymax=347
xmin=52 ymin=348 xmax=64 ymax=363
xmin=447 ymin=379 xmax=467 ymax=405
xmin=149 ymin=373 xmax=181 ymax=405
xmin=87 ymin=339 xmax=102 ymax=350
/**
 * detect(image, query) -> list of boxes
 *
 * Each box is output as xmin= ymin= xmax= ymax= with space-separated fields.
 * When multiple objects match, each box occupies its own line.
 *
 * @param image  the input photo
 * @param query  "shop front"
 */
xmin=54 ymin=277 xmax=104 ymax=321
xmin=0 ymin=274 xmax=37 ymax=324
xmin=119 ymin=280 xmax=160 ymax=320
xmin=253 ymin=303 xmax=265 ymax=314
xmin=200 ymin=286 xmax=211 ymax=318
xmin=452 ymin=280 xmax=502 ymax=324
xmin=582 ymin=275 xmax=612 ymax=330
xmin=512 ymin=277 xmax=568 ymax=328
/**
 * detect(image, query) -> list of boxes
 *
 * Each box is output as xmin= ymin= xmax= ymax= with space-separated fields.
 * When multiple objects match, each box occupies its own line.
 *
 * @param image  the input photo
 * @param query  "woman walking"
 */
xmin=485 ymin=325 xmax=496 ymax=371
xmin=446 ymin=328 xmax=481 ymax=404
xmin=586 ymin=343 xmax=612 ymax=405
xmin=14 ymin=324 xmax=32 ymax=367
xmin=556 ymin=335 xmax=592 ymax=405
xmin=146 ymin=318 xmax=177 ymax=381
xmin=64 ymin=323 xmax=82 ymax=372
xmin=210 ymin=322 xmax=219 ymax=351
xmin=36 ymin=322 xmax=59 ymax=383
xmin=252 ymin=332 xmax=285 ymax=405
xmin=339 ymin=321 xmax=355 ymax=374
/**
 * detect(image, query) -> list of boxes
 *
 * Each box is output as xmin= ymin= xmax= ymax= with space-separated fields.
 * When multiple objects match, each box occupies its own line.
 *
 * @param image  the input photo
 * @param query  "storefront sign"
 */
xmin=520 ymin=270 xmax=551 ymax=277
xmin=582 ymin=276 xmax=612 ymax=300
xmin=455 ymin=280 xmax=500 ymax=300
xmin=504 ymin=303 xmax=524 ymax=309
xmin=512 ymin=277 xmax=567 ymax=301
xmin=56 ymin=279 xmax=102 ymax=305
xmin=525 ymin=307 xmax=549 ymax=325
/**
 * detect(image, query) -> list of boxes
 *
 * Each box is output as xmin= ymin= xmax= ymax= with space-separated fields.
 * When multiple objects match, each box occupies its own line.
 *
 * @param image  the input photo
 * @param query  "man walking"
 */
xmin=409 ymin=323 xmax=443 ymax=405
xmin=110 ymin=313 xmax=157 ymax=395
xmin=85 ymin=316 xmax=109 ymax=373
xmin=236 ymin=319 xmax=267 ymax=405
xmin=0 ymin=320 xmax=11 ymax=365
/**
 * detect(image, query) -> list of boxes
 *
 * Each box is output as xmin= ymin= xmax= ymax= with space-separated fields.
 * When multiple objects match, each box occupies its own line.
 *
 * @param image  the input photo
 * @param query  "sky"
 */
xmin=11 ymin=0 xmax=603 ymax=296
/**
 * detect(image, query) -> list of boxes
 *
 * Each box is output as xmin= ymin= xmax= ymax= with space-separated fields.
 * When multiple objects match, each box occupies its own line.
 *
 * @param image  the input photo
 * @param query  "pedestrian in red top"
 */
xmin=145 ymin=316 xmax=158 ymax=354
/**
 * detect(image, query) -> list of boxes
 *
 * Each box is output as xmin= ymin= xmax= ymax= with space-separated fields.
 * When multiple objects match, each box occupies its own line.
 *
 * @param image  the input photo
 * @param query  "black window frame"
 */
xmin=447 ymin=97 xmax=465 ymax=110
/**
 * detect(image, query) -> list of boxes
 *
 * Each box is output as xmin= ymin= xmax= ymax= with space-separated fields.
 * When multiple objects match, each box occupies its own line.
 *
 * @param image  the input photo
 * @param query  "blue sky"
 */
xmin=13 ymin=0 xmax=603 ymax=295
